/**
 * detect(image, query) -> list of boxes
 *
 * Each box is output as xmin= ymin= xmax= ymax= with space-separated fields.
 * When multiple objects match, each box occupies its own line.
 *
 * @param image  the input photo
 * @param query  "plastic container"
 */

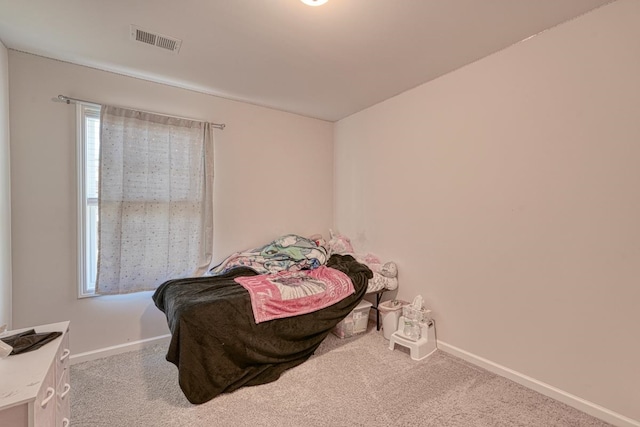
xmin=400 ymin=306 xmax=433 ymax=341
xmin=332 ymin=299 xmax=373 ymax=338
xmin=379 ymin=300 xmax=409 ymax=339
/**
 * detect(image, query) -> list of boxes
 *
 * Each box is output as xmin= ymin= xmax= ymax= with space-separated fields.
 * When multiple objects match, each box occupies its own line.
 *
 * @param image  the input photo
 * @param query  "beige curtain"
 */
xmin=96 ymin=106 xmax=213 ymax=295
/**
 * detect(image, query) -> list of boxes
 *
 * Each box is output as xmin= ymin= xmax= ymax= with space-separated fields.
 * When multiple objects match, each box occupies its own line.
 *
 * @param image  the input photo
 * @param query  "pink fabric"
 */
xmin=234 ymin=266 xmax=355 ymax=324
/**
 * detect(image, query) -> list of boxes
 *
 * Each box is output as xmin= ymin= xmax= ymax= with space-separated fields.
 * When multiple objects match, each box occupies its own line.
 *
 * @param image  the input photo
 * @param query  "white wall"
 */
xmin=335 ymin=0 xmax=639 ymax=423
xmin=8 ymin=51 xmax=333 ymax=354
xmin=0 ymin=40 xmax=11 ymax=329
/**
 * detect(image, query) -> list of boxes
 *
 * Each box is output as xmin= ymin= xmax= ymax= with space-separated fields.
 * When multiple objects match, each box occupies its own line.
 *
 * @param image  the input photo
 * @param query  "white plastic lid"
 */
xmin=355 ymin=299 xmax=373 ymax=309
xmin=379 ymin=300 xmax=407 ymax=311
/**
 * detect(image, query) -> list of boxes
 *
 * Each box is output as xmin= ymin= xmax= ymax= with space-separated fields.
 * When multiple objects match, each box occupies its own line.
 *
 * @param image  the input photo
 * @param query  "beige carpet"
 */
xmin=71 ymin=325 xmax=612 ymax=427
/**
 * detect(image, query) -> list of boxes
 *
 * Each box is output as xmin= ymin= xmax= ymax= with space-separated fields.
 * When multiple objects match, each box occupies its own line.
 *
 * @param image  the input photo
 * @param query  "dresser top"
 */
xmin=0 ymin=321 xmax=70 ymax=410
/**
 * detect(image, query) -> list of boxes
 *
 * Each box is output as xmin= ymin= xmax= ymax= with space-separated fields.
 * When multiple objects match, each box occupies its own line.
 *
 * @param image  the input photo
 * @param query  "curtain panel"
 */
xmin=96 ymin=106 xmax=213 ymax=295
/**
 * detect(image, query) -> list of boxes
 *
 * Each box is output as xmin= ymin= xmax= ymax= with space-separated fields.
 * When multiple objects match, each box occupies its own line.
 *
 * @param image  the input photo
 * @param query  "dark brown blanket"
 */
xmin=152 ymin=254 xmax=372 ymax=404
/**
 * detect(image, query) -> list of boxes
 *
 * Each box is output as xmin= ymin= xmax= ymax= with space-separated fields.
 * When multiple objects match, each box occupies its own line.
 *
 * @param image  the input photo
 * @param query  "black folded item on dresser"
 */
xmin=0 ymin=329 xmax=62 ymax=355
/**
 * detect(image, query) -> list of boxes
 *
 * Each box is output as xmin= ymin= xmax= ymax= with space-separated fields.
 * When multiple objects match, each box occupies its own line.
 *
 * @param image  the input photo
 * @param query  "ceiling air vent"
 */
xmin=130 ymin=25 xmax=182 ymax=53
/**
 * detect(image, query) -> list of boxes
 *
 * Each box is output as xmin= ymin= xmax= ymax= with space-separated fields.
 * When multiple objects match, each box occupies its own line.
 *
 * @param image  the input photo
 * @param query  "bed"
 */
xmin=152 ymin=253 xmax=372 ymax=404
xmin=205 ymin=232 xmax=398 ymax=297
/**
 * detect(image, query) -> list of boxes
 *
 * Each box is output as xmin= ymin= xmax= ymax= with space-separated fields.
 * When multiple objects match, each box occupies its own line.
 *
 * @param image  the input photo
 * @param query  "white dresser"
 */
xmin=0 ymin=321 xmax=71 ymax=427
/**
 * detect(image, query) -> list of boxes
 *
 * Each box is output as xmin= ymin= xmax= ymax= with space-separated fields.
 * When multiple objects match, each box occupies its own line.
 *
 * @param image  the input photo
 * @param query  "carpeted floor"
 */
xmin=70 ymin=324 xmax=612 ymax=426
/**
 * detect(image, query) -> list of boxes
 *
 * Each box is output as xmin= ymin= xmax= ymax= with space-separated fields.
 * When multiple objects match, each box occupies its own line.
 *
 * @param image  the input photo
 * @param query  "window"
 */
xmin=77 ymin=104 xmax=101 ymax=297
xmin=76 ymin=102 xmax=214 ymax=296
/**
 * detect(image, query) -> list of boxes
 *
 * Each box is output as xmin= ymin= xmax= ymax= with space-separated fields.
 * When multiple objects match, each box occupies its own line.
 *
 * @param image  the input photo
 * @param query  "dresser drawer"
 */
xmin=33 ymin=362 xmax=57 ymax=427
xmin=55 ymin=330 xmax=71 ymax=380
xmin=56 ymin=368 xmax=71 ymax=427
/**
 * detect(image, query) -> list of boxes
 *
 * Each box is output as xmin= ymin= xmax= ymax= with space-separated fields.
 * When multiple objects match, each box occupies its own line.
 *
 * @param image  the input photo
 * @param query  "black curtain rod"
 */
xmin=55 ymin=95 xmax=226 ymax=130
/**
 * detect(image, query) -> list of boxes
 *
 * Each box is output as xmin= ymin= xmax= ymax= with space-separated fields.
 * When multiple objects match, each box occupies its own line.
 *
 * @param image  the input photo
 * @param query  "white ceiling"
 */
xmin=0 ymin=0 xmax=612 ymax=121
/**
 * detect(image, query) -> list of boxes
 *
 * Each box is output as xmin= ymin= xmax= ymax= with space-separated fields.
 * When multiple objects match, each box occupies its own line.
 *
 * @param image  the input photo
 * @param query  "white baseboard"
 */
xmin=437 ymin=341 xmax=640 ymax=427
xmin=69 ymin=334 xmax=171 ymax=365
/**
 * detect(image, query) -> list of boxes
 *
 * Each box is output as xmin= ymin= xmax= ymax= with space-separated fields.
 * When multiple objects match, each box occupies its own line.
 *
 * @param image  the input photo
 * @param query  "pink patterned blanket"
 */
xmin=234 ymin=266 xmax=355 ymax=324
